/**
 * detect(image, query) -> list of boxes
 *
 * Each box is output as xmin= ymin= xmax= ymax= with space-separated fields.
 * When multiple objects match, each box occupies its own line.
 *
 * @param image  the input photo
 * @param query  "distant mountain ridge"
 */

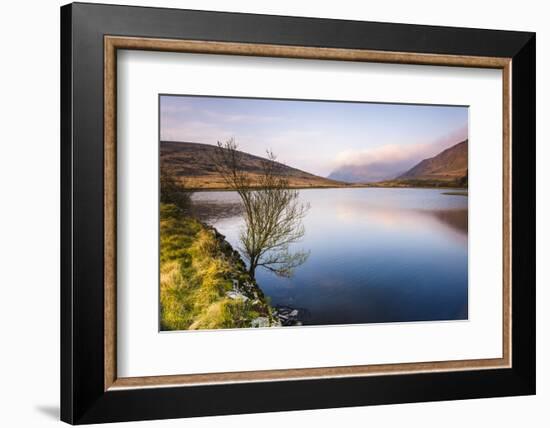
xmin=327 ymin=140 xmax=468 ymax=186
xmin=328 ymin=162 xmax=404 ymax=183
xmin=161 ymin=141 xmax=345 ymax=189
xmin=398 ymin=140 xmax=468 ymax=183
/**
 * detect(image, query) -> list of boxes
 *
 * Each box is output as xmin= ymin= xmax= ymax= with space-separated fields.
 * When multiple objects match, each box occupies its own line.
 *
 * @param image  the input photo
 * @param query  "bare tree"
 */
xmin=214 ymin=138 xmax=310 ymax=279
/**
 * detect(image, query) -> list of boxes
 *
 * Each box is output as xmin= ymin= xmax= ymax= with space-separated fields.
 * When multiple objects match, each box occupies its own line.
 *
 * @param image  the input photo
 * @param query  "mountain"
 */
xmin=328 ymin=162 xmax=406 ymax=183
xmin=160 ymin=141 xmax=345 ymax=189
xmin=398 ymin=140 xmax=468 ymax=183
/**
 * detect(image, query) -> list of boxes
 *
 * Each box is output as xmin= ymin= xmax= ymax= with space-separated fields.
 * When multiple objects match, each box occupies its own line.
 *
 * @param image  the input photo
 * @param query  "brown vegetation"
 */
xmin=160 ymin=141 xmax=345 ymax=189
xmin=399 ymin=140 xmax=468 ymax=183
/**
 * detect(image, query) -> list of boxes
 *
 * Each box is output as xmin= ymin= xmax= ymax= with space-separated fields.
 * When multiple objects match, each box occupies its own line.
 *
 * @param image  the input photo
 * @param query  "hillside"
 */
xmin=161 ymin=141 xmax=345 ymax=189
xmin=398 ymin=140 xmax=468 ymax=183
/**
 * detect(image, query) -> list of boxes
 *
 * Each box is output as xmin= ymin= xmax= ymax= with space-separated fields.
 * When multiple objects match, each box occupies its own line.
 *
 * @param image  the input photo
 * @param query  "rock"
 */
xmin=251 ymin=317 xmax=270 ymax=328
xmin=273 ymin=305 xmax=310 ymax=326
xmin=225 ymin=291 xmax=248 ymax=301
xmin=270 ymin=319 xmax=282 ymax=327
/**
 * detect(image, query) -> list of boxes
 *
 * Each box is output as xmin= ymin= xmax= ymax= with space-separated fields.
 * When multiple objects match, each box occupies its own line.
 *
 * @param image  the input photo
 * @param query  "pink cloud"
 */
xmin=329 ymin=126 xmax=468 ymax=182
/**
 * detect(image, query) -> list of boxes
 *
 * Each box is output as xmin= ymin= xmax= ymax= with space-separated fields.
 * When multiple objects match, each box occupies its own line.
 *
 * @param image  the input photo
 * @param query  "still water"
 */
xmin=192 ymin=188 xmax=468 ymax=325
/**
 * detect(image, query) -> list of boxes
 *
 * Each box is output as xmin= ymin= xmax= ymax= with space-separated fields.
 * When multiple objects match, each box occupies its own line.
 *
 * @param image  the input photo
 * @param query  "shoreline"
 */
xmin=187 ymin=184 xmax=469 ymax=192
xmin=203 ymin=221 xmax=306 ymax=327
xmin=160 ymin=203 xmax=303 ymax=330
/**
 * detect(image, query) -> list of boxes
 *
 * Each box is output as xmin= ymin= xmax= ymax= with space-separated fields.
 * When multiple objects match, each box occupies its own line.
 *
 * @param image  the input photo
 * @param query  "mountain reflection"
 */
xmin=429 ymin=208 xmax=468 ymax=234
xmin=335 ymin=204 xmax=467 ymax=241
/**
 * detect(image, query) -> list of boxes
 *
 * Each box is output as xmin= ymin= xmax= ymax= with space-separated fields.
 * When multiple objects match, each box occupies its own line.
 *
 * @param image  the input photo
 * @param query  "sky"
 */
xmin=160 ymin=95 xmax=468 ymax=180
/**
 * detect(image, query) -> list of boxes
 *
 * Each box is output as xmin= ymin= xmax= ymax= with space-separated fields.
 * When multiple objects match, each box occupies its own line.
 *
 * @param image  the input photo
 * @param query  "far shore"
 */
xmin=186 ymin=183 xmax=469 ymax=192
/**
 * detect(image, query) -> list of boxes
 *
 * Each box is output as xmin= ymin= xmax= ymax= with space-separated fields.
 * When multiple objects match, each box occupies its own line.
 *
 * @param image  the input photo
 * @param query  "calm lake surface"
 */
xmin=192 ymin=188 xmax=468 ymax=325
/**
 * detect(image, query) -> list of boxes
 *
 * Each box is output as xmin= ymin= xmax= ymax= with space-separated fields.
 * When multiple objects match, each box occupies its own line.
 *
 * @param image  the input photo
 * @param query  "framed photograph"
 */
xmin=61 ymin=2 xmax=535 ymax=424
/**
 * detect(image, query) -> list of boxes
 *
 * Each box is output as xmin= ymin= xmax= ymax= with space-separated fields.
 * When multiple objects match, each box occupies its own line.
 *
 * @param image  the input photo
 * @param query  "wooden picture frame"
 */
xmin=61 ymin=2 xmax=535 ymax=424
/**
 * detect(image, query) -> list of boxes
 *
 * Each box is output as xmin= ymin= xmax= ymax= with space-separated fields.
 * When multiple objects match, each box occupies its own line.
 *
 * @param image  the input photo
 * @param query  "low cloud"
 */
xmin=329 ymin=127 xmax=468 ymax=183
xmin=334 ymin=142 xmax=436 ymax=168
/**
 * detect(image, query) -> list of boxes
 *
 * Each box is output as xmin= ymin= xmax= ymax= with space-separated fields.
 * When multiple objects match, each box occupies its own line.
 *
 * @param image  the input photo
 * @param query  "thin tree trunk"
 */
xmin=248 ymin=255 xmax=257 ymax=279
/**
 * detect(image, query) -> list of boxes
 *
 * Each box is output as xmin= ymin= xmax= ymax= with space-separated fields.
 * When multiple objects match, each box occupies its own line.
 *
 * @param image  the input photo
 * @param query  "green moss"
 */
xmin=441 ymin=191 xmax=468 ymax=196
xmin=160 ymin=203 xmax=273 ymax=331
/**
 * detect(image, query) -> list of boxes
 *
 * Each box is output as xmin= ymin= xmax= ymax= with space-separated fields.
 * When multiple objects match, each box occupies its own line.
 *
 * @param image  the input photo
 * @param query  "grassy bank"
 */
xmin=160 ymin=203 xmax=276 ymax=331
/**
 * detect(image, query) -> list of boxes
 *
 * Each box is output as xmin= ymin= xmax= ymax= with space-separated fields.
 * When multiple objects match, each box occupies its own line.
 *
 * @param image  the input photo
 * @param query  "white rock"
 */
xmin=251 ymin=317 xmax=270 ymax=328
xmin=225 ymin=291 xmax=248 ymax=301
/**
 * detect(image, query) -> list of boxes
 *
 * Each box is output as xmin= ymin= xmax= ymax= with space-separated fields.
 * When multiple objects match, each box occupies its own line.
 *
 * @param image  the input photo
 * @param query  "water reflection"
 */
xmin=192 ymin=188 xmax=468 ymax=325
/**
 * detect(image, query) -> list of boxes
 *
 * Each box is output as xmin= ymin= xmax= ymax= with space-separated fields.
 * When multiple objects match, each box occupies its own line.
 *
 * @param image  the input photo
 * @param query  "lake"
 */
xmin=192 ymin=188 xmax=468 ymax=326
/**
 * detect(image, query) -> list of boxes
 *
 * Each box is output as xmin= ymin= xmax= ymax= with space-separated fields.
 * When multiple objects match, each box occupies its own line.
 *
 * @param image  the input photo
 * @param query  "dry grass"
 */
xmin=159 ymin=203 xmax=267 ymax=331
xmin=177 ymin=173 xmax=347 ymax=190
